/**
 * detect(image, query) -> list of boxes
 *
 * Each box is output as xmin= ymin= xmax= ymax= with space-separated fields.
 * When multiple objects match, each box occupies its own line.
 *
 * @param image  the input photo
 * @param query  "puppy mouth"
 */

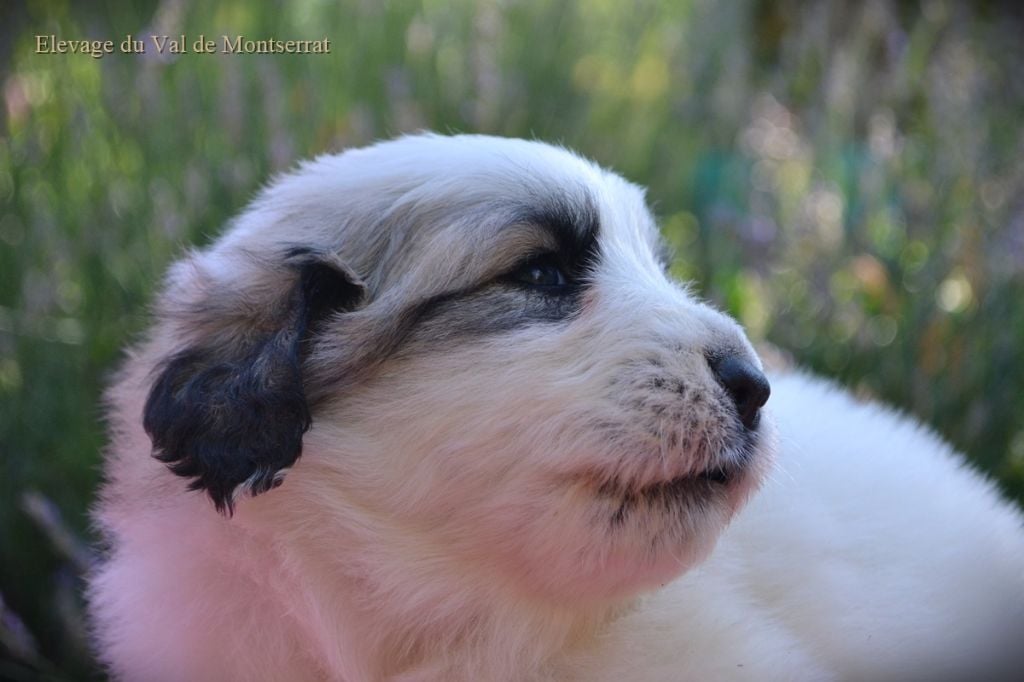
xmin=639 ymin=463 xmax=739 ymax=497
xmin=592 ymin=463 xmax=741 ymax=528
xmin=588 ymin=433 xmax=767 ymax=529
xmin=596 ymin=460 xmax=744 ymax=505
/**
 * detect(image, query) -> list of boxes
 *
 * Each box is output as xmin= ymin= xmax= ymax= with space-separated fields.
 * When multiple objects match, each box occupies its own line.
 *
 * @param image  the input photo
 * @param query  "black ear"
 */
xmin=143 ymin=253 xmax=365 ymax=515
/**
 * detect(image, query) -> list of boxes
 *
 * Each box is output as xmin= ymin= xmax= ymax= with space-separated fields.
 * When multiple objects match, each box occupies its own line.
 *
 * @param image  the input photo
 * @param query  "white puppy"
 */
xmin=89 ymin=134 xmax=1024 ymax=681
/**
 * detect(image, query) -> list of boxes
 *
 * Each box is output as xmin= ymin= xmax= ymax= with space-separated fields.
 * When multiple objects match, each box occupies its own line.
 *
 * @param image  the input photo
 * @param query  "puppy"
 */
xmin=89 ymin=134 xmax=1024 ymax=681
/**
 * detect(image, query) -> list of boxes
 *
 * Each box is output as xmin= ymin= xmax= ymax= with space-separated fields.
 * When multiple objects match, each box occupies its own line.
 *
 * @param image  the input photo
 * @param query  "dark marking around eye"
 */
xmin=406 ymin=282 xmax=585 ymax=345
xmin=389 ymin=194 xmax=601 ymax=346
xmin=512 ymin=193 xmax=601 ymax=280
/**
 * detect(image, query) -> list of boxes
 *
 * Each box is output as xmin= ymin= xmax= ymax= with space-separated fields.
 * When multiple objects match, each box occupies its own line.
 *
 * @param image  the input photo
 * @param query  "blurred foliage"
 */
xmin=2 ymin=0 xmax=1024 ymax=677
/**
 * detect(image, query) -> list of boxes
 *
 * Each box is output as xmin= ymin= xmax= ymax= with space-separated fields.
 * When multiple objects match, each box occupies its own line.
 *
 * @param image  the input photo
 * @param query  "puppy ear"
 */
xmin=143 ymin=251 xmax=365 ymax=515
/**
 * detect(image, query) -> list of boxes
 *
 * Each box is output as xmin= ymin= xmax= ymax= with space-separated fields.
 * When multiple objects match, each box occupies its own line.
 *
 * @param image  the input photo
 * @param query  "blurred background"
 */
xmin=2 ymin=0 xmax=1023 ymax=678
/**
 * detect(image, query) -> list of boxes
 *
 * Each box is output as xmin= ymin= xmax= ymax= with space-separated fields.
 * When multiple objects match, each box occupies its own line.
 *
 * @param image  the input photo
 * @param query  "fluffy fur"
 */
xmin=89 ymin=134 xmax=1024 ymax=681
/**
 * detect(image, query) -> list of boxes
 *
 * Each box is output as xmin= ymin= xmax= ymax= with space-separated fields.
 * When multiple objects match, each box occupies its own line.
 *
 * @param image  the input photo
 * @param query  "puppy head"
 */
xmin=143 ymin=134 xmax=773 ymax=601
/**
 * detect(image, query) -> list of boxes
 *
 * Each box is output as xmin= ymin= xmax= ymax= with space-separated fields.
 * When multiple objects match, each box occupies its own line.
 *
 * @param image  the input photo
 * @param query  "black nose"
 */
xmin=708 ymin=354 xmax=771 ymax=430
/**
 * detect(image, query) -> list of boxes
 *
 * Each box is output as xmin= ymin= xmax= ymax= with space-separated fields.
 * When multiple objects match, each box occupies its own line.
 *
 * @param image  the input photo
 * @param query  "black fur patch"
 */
xmin=143 ymin=253 xmax=364 ymax=514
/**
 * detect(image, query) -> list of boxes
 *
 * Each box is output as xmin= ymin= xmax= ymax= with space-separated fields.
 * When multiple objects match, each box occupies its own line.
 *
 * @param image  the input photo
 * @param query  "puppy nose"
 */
xmin=708 ymin=354 xmax=771 ymax=429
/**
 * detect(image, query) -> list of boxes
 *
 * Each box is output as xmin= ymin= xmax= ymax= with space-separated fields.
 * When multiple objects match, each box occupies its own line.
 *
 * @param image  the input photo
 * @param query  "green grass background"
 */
xmin=2 ymin=0 xmax=1023 ymax=677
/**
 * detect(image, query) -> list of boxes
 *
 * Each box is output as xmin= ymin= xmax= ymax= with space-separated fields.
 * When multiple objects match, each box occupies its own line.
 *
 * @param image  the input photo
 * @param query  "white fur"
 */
xmin=89 ymin=134 xmax=1024 ymax=681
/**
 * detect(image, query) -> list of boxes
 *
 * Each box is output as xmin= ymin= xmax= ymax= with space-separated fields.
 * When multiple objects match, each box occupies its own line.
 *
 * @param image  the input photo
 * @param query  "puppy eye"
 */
xmin=512 ymin=259 xmax=569 ymax=289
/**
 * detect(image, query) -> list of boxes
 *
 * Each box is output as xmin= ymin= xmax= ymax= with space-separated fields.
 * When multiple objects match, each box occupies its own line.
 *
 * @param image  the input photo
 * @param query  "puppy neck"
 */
xmin=234 ymin=470 xmax=632 ymax=680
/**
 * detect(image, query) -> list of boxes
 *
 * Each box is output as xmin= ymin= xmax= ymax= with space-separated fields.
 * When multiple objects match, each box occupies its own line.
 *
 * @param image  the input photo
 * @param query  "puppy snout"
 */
xmin=708 ymin=354 xmax=770 ymax=430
